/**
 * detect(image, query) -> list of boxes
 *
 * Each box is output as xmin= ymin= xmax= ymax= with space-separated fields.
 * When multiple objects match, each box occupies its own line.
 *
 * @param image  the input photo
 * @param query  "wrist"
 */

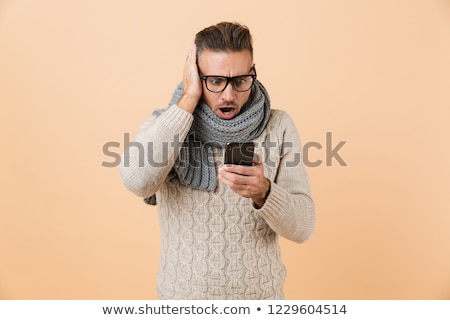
xmin=253 ymin=179 xmax=271 ymax=209
xmin=177 ymin=93 xmax=200 ymax=114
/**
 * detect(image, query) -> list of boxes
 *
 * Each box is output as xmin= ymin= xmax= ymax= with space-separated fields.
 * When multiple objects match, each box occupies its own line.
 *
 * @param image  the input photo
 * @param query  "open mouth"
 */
xmin=216 ymin=104 xmax=238 ymax=119
xmin=220 ymin=107 xmax=233 ymax=114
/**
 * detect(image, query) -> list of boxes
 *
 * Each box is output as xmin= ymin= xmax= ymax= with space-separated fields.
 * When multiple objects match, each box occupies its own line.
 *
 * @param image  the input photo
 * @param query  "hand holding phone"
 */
xmin=220 ymin=143 xmax=270 ymax=207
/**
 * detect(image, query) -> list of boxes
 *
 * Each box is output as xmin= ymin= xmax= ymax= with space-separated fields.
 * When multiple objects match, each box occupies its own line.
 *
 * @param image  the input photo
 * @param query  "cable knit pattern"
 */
xmin=119 ymin=105 xmax=315 ymax=299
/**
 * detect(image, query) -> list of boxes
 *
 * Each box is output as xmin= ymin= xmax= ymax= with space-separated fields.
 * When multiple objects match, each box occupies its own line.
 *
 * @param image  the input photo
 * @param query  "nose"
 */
xmin=221 ymin=81 xmax=236 ymax=101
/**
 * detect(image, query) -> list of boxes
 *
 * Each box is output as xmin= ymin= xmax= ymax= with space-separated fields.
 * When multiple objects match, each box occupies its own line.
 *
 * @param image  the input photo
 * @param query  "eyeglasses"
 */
xmin=199 ymin=66 xmax=257 ymax=93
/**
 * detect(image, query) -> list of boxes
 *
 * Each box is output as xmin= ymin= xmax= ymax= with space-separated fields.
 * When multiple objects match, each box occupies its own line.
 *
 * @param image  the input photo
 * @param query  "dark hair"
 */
xmin=195 ymin=22 xmax=253 ymax=59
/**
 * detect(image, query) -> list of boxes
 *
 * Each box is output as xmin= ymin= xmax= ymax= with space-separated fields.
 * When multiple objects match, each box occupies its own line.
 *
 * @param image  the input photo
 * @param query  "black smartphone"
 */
xmin=224 ymin=142 xmax=255 ymax=166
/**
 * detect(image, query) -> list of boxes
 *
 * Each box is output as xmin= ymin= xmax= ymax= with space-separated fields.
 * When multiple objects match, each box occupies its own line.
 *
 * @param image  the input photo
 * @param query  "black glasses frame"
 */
xmin=199 ymin=66 xmax=257 ymax=93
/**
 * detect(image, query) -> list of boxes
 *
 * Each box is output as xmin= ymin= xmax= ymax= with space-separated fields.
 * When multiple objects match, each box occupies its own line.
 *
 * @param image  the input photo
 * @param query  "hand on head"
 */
xmin=177 ymin=44 xmax=203 ymax=114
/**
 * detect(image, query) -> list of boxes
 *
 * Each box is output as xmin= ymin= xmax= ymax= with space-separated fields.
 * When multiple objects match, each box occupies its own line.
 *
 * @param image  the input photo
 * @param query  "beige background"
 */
xmin=1 ymin=0 xmax=449 ymax=299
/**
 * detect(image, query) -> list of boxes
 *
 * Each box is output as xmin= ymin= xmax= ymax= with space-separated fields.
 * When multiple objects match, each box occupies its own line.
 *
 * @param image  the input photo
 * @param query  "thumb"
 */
xmin=253 ymin=153 xmax=262 ymax=166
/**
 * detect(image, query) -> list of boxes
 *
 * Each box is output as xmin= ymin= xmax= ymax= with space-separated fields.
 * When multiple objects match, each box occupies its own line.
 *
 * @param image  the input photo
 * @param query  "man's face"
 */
xmin=197 ymin=49 xmax=254 ymax=120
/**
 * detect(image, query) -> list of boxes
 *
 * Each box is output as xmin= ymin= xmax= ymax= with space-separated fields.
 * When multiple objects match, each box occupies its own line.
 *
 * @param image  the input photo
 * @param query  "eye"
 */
xmin=208 ymin=77 xmax=225 ymax=86
xmin=233 ymin=76 xmax=249 ymax=87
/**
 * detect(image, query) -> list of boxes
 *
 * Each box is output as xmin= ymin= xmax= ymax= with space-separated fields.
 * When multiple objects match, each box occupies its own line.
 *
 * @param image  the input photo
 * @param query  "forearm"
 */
xmin=119 ymin=105 xmax=193 ymax=198
xmin=255 ymin=181 xmax=315 ymax=243
xmin=253 ymin=110 xmax=316 ymax=243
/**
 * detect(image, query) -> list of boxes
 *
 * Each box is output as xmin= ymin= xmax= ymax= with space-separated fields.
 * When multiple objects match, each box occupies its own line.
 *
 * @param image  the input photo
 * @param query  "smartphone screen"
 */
xmin=224 ymin=142 xmax=254 ymax=166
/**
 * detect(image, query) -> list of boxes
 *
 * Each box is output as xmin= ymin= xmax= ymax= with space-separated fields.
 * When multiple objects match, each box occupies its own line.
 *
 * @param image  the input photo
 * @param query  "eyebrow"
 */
xmin=198 ymin=66 xmax=254 ymax=77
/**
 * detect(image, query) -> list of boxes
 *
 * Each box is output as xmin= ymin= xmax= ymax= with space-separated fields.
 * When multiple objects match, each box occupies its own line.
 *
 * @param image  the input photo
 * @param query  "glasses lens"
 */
xmin=232 ymin=76 xmax=254 ymax=92
xmin=206 ymin=77 xmax=228 ymax=93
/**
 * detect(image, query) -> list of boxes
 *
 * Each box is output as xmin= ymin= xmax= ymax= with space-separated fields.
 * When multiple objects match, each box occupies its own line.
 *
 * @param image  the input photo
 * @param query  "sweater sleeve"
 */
xmin=119 ymin=105 xmax=193 ymax=198
xmin=254 ymin=112 xmax=316 ymax=243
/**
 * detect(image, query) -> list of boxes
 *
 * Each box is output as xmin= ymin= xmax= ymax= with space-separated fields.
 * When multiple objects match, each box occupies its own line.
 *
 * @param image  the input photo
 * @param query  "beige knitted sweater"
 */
xmin=119 ymin=105 xmax=315 ymax=299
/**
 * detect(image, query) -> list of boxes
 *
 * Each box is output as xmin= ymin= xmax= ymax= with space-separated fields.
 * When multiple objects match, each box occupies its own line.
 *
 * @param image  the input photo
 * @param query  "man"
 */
xmin=119 ymin=22 xmax=315 ymax=299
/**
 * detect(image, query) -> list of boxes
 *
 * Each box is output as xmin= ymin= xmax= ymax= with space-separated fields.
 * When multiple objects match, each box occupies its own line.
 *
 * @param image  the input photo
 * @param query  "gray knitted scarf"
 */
xmin=144 ymin=79 xmax=271 ymax=205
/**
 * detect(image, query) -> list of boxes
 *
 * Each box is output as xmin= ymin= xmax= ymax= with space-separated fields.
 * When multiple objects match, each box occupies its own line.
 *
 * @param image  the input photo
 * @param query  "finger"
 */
xmin=222 ymin=164 xmax=251 ymax=176
xmin=253 ymin=153 xmax=262 ymax=166
xmin=191 ymin=46 xmax=198 ymax=65
xmin=219 ymin=167 xmax=251 ymax=186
